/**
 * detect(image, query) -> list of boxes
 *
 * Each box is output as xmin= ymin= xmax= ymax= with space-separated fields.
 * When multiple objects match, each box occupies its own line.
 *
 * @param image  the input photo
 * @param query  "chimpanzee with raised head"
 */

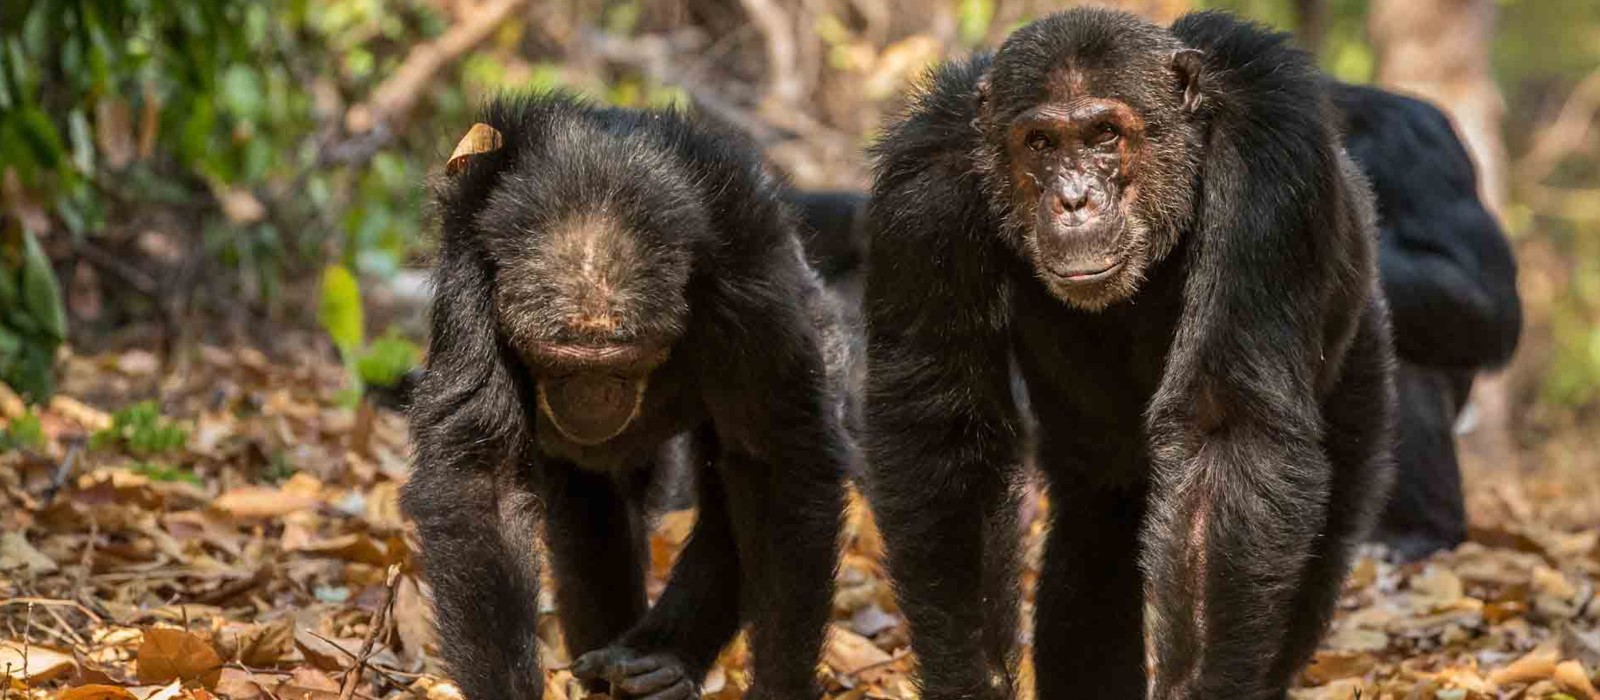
xmin=864 ymin=9 xmax=1393 ymax=700
xmin=1333 ymin=83 xmax=1521 ymax=561
xmin=399 ymin=94 xmax=849 ymax=700
xmin=791 ymin=84 xmax=1521 ymax=564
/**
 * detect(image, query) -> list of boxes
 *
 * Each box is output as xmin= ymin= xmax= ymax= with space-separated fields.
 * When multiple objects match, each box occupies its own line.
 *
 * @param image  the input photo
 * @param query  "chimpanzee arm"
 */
xmin=697 ymin=256 xmax=851 ymax=699
xmin=1152 ymin=15 xmax=1387 ymax=699
xmin=864 ymin=58 xmax=1024 ymax=700
xmin=400 ymin=245 xmax=543 ymax=700
xmin=1344 ymin=88 xmax=1520 ymax=369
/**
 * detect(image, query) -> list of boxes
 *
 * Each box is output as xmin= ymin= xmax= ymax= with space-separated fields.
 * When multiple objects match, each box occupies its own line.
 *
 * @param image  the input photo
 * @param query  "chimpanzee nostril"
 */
xmin=1057 ymin=180 xmax=1090 ymax=213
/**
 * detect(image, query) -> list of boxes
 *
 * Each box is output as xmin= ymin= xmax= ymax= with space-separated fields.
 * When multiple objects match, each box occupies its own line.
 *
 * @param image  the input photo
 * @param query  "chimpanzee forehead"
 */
xmin=988 ymin=8 xmax=1180 ymax=112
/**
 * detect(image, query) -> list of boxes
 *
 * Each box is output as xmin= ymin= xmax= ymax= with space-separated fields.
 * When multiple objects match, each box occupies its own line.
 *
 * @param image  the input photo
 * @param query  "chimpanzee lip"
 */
xmin=1048 ymin=259 xmax=1124 ymax=285
xmin=528 ymin=341 xmax=670 ymax=371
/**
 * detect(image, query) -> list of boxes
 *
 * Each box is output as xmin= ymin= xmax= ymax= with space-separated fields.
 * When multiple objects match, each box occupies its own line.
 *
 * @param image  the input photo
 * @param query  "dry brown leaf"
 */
xmin=394 ymin=574 xmax=436 ymax=660
xmin=58 ymin=684 xmax=140 ymax=700
xmin=215 ymin=668 xmax=267 ymax=700
xmin=291 ymin=533 xmax=395 ymax=566
xmin=220 ymin=619 xmax=296 ymax=667
xmin=49 ymin=395 xmax=113 ymax=431
xmin=1488 ymin=644 xmax=1560 ymax=686
xmin=136 ymin=628 xmax=224 ymax=689
xmin=0 ymin=531 xmax=60 ymax=574
xmin=825 ymin=625 xmax=901 ymax=685
xmin=213 ymin=486 xmax=320 ymax=519
xmin=0 ymin=381 xmax=25 ymax=419
xmin=1304 ymin=650 xmax=1378 ymax=685
xmin=446 ymin=123 xmax=504 ymax=174
xmin=220 ymin=188 xmax=265 ymax=225
xmin=274 ymin=666 xmax=342 ymax=700
xmin=136 ymin=680 xmax=186 ymax=700
xmin=0 ymin=642 xmax=78 ymax=683
xmin=1555 ymin=660 xmax=1600 ymax=700
xmin=293 ymin=628 xmax=362 ymax=671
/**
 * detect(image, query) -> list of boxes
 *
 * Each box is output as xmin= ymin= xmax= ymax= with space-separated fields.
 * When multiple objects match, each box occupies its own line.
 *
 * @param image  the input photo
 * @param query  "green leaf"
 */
xmin=318 ymin=264 xmax=364 ymax=359
xmin=20 ymin=227 xmax=67 ymax=341
xmin=0 ymin=410 xmax=46 ymax=452
xmin=356 ymin=328 xmax=420 ymax=389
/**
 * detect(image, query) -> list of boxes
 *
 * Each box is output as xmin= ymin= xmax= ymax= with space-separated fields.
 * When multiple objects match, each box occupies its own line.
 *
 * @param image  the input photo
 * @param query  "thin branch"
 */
xmin=1515 ymin=66 xmax=1600 ymax=186
xmin=736 ymin=0 xmax=806 ymax=108
xmin=337 ymin=565 xmax=402 ymax=700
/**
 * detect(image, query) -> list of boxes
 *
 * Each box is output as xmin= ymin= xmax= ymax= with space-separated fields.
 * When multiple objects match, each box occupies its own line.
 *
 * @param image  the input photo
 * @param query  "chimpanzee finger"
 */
xmin=641 ymin=679 xmax=698 ymax=700
xmin=611 ymin=653 xmax=670 ymax=678
xmin=618 ymin=665 xmax=684 ymax=695
xmin=570 ymin=647 xmax=627 ymax=680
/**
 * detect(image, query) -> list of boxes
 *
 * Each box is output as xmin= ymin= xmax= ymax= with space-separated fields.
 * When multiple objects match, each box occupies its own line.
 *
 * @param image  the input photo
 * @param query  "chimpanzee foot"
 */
xmin=572 ymin=646 xmax=698 ymax=700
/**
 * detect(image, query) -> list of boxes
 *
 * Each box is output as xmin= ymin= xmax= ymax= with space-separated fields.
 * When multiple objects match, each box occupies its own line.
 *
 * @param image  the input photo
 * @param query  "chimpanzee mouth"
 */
xmin=536 ymin=373 xmax=648 ymax=446
xmin=1046 ymin=259 xmax=1124 ymax=286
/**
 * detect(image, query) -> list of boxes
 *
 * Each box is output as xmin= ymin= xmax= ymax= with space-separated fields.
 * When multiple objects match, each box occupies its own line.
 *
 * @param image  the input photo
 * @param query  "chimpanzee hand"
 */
xmin=571 ymin=646 xmax=699 ymax=700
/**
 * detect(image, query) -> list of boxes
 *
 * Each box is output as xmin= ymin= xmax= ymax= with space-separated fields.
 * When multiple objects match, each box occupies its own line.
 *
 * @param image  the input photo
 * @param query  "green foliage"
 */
xmin=92 ymin=400 xmax=188 ymax=456
xmin=957 ymin=0 xmax=996 ymax=47
xmin=319 ymin=264 xmax=365 ymax=361
xmin=0 ymin=225 xmax=66 ymax=401
xmin=357 ymin=328 xmax=421 ymax=389
xmin=131 ymin=461 xmax=202 ymax=485
xmin=0 ymin=410 xmax=46 ymax=452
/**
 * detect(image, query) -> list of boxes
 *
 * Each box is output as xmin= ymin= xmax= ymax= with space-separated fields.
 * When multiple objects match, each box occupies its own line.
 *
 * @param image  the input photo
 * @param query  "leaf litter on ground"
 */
xmin=0 ymin=346 xmax=1597 ymax=700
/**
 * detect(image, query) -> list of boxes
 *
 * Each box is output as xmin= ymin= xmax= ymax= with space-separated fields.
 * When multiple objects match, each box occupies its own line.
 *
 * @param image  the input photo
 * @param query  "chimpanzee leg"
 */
xmin=1266 ymin=318 xmax=1395 ymax=692
xmin=543 ymin=460 xmax=650 ymax=670
xmin=720 ymin=449 xmax=845 ymax=700
xmin=1033 ymin=469 xmax=1147 ymax=700
xmin=1372 ymin=363 xmax=1467 ymax=561
xmin=979 ymin=471 xmax=1026 ymax=689
xmin=572 ymin=430 xmax=744 ymax=700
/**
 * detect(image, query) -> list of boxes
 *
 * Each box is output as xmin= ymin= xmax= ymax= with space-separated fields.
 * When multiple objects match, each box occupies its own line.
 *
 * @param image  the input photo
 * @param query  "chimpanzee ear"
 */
xmin=1170 ymin=49 xmax=1205 ymax=114
xmin=975 ymin=73 xmax=993 ymax=114
xmin=446 ymin=122 xmax=506 ymax=175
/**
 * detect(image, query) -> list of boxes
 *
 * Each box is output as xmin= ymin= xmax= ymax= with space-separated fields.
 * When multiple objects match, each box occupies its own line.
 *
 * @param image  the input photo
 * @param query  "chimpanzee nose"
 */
xmin=1051 ymin=179 xmax=1091 ymax=216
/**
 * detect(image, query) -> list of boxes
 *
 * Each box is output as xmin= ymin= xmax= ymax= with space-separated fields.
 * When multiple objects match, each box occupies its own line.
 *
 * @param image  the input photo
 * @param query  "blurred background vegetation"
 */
xmin=1 ymin=0 xmax=1597 ymax=470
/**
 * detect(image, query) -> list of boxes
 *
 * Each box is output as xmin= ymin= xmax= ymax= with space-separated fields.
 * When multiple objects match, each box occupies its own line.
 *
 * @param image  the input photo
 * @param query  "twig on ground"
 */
xmin=337 ymin=565 xmax=403 ymax=700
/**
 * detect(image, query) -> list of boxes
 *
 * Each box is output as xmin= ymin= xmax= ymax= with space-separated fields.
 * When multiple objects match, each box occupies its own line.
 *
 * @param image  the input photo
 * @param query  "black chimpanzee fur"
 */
xmin=790 ymin=83 xmax=1523 ymax=566
xmin=1333 ymin=83 xmax=1521 ymax=560
xmin=862 ymin=10 xmax=1394 ymax=700
xmin=399 ymin=94 xmax=849 ymax=700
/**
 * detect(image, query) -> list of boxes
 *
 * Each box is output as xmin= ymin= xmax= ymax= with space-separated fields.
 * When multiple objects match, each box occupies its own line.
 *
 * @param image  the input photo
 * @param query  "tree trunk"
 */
xmin=1368 ymin=0 xmax=1519 ymax=472
xmin=1294 ymin=0 xmax=1328 ymax=55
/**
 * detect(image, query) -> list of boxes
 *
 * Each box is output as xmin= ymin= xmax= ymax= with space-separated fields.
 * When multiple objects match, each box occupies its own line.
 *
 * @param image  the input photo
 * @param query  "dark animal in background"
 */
xmin=790 ymin=88 xmax=1519 ymax=565
xmin=400 ymin=95 xmax=850 ymax=700
xmin=863 ymin=10 xmax=1393 ymax=700
xmin=1333 ymin=83 xmax=1521 ymax=561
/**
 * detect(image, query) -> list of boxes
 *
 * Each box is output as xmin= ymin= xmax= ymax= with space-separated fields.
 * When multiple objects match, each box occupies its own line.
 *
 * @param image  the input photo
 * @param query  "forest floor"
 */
xmin=1 ymin=344 xmax=1598 ymax=700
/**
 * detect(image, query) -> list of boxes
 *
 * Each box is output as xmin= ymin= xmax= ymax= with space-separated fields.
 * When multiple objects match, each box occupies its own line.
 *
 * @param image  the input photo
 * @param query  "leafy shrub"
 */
xmin=91 ymin=401 xmax=188 ymax=456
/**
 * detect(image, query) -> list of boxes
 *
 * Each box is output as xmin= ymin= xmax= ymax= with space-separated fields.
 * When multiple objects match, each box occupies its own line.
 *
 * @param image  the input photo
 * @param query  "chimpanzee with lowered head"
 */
xmin=1332 ymin=83 xmax=1521 ymax=560
xmin=399 ymin=94 xmax=850 ymax=700
xmin=863 ymin=10 xmax=1393 ymax=700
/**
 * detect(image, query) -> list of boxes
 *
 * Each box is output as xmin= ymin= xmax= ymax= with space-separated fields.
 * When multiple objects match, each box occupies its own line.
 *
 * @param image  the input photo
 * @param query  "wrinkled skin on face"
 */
xmin=977 ymin=44 xmax=1206 ymax=311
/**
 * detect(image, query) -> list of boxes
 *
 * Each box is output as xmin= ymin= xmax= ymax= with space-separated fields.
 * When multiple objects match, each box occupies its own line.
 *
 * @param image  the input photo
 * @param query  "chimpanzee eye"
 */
xmin=1026 ymin=131 xmax=1055 ymax=152
xmin=1092 ymin=122 xmax=1121 ymax=145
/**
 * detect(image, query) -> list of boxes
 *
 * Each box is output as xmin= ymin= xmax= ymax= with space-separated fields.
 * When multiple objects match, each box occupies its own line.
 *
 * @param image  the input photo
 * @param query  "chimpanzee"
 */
xmin=1333 ymin=83 xmax=1521 ymax=560
xmin=399 ymin=94 xmax=850 ymax=700
xmin=863 ymin=10 xmax=1393 ymax=700
xmin=791 ymin=85 xmax=1521 ymax=565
